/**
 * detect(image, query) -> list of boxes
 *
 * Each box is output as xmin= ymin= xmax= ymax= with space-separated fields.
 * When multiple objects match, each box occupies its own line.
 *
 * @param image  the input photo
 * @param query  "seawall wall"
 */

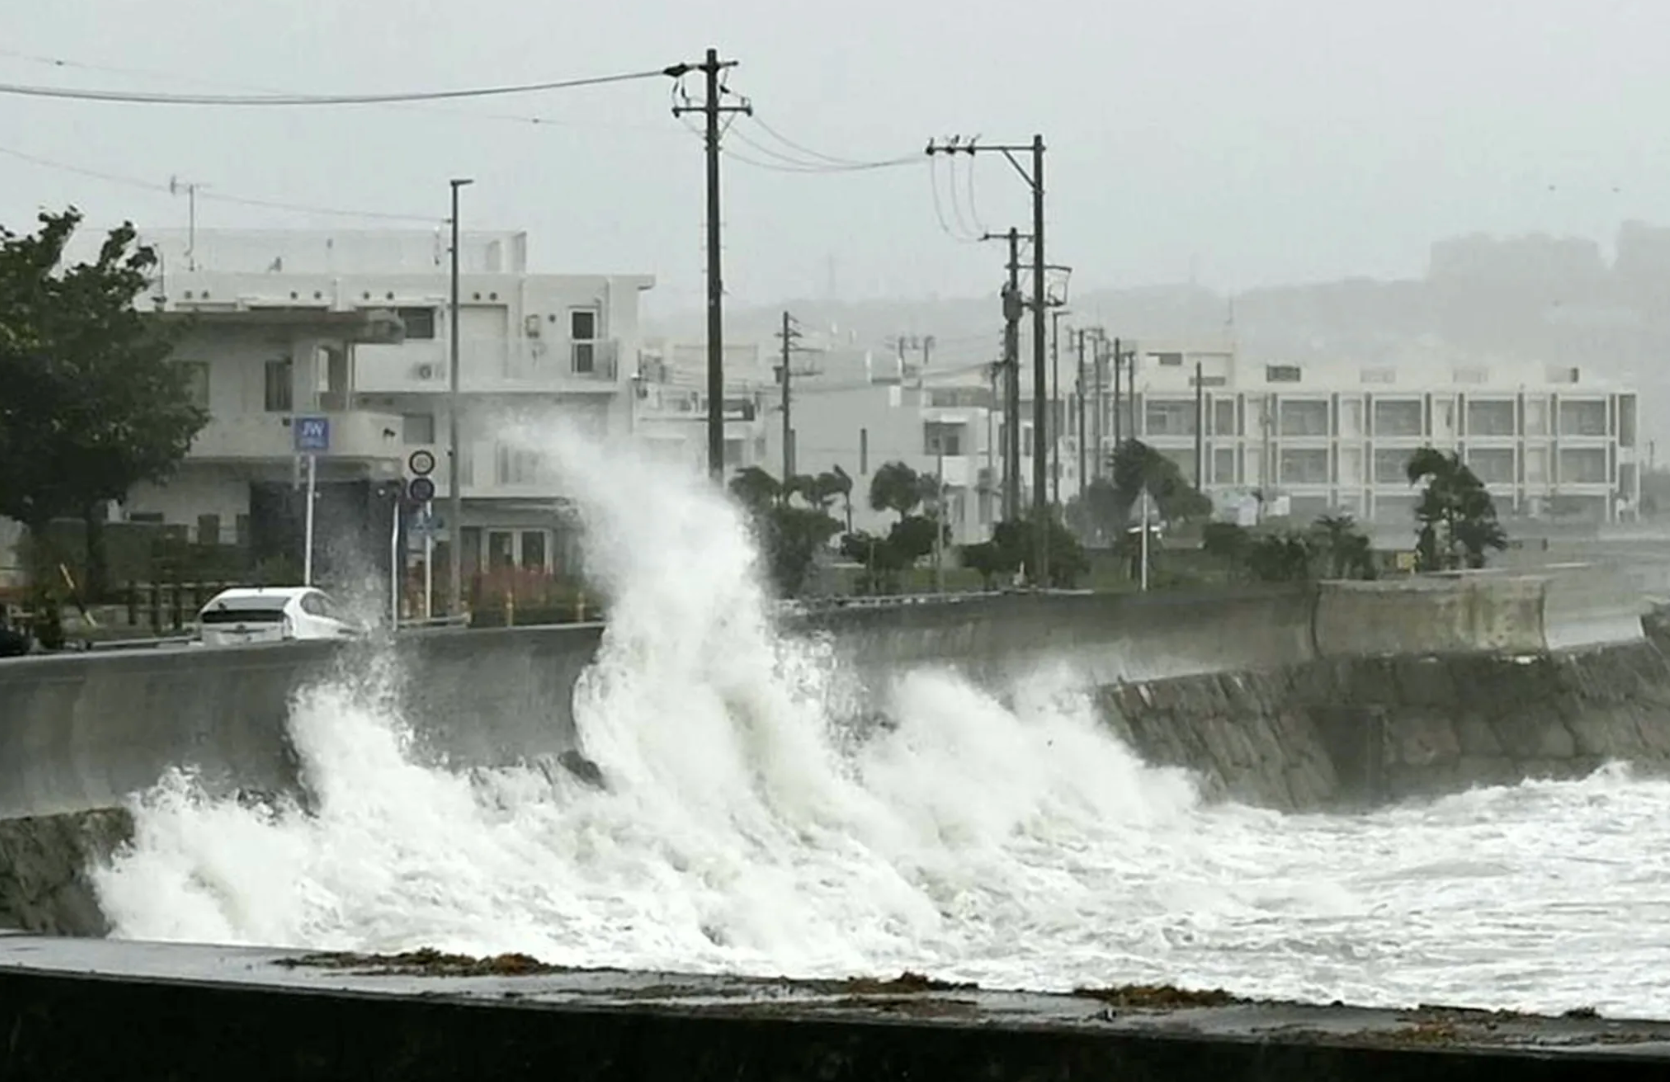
xmin=0 ymin=571 xmax=1646 ymax=825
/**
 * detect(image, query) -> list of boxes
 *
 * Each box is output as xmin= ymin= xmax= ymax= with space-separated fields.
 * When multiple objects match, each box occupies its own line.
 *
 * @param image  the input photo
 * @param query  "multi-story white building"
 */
xmin=1066 ymin=341 xmax=1641 ymax=526
xmin=631 ymin=340 xmax=773 ymax=476
xmin=765 ymin=349 xmax=1001 ymax=543
xmin=108 ymin=228 xmax=651 ymax=597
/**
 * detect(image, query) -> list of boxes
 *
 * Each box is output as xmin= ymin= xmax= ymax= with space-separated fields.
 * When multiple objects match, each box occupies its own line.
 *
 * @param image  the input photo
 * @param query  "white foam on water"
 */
xmin=92 ymin=422 xmax=1670 ymax=1019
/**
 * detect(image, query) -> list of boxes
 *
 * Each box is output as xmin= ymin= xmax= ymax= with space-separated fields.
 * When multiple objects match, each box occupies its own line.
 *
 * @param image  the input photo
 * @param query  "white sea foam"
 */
xmin=92 ymin=422 xmax=1670 ymax=1019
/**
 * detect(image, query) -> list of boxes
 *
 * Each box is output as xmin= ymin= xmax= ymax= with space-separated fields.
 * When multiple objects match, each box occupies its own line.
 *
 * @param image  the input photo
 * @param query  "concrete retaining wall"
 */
xmin=0 ymin=571 xmax=1647 ymax=826
xmin=1314 ymin=568 xmax=1645 ymax=658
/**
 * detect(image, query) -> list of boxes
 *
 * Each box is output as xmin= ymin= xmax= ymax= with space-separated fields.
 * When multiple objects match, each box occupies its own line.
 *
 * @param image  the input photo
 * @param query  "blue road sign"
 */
xmin=408 ymin=476 xmax=436 ymax=503
xmin=294 ymin=416 xmax=330 ymax=453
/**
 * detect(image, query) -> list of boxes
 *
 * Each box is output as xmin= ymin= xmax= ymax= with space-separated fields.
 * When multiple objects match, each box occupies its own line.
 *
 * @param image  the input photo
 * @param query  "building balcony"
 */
xmin=188 ymin=410 xmax=406 ymax=462
xmin=355 ymin=337 xmax=625 ymax=394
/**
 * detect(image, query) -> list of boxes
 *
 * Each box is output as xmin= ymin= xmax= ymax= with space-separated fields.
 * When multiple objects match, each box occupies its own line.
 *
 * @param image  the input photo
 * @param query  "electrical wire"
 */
xmin=0 ymin=143 xmax=440 ymax=223
xmin=928 ymin=155 xmax=979 ymax=242
xmin=0 ymin=66 xmax=669 ymax=106
xmin=0 ymin=46 xmax=673 ymax=133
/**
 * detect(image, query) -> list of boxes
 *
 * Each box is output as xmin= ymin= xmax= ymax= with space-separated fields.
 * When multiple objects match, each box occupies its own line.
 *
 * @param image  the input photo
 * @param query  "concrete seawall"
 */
xmin=0 ymin=571 xmax=1646 ymax=826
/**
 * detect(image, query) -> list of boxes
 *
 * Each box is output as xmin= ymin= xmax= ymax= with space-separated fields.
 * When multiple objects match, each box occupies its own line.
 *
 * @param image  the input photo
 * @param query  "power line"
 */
xmin=0 ymin=143 xmax=440 ymax=223
xmin=0 ymin=46 xmax=673 ymax=133
xmin=0 ymin=66 xmax=670 ymax=106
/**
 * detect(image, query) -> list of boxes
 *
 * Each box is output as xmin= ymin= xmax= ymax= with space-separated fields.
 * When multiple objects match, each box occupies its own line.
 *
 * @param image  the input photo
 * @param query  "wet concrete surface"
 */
xmin=3 ymin=937 xmax=1670 ymax=1079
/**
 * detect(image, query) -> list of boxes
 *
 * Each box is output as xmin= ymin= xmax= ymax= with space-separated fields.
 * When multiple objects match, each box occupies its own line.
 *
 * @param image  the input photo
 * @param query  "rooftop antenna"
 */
xmin=168 ymin=176 xmax=200 ymax=271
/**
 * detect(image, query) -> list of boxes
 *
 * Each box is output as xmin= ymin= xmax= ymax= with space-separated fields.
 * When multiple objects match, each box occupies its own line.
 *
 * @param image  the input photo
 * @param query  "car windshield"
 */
xmin=199 ymin=599 xmax=288 ymax=624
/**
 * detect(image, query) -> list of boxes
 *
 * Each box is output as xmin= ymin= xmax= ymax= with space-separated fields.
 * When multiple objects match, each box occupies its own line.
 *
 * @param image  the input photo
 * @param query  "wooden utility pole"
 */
xmin=1194 ymin=358 xmax=1205 ymax=490
xmin=670 ymin=48 xmax=750 ymax=481
xmin=1075 ymin=328 xmax=1087 ymax=501
xmin=926 ymin=134 xmax=1050 ymax=582
xmin=999 ymin=229 xmax=1023 ymax=521
xmin=777 ymin=311 xmax=802 ymax=479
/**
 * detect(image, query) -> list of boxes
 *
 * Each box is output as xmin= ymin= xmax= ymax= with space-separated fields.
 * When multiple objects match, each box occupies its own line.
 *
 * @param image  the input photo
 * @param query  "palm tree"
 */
xmin=1405 ymin=447 xmax=1507 ymax=571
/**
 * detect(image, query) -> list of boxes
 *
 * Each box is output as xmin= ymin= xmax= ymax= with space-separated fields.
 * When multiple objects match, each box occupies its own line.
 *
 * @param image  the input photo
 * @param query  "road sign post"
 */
xmin=293 ymin=417 xmax=330 ymax=586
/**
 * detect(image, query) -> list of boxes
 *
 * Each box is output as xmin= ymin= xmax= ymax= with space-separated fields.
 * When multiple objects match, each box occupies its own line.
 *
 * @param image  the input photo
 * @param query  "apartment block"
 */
xmin=117 ymin=228 xmax=652 ymax=588
xmin=1068 ymin=342 xmax=1640 ymax=525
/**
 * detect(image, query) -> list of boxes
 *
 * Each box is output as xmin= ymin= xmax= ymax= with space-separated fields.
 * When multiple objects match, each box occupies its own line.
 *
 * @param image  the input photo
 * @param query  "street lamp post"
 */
xmin=446 ymin=177 xmax=473 ymax=618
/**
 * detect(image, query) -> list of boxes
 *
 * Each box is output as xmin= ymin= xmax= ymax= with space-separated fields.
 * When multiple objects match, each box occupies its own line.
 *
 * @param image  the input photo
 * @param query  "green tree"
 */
xmin=868 ymin=460 xmax=935 ymax=518
xmin=1108 ymin=439 xmax=1213 ymax=528
xmin=1310 ymin=513 xmax=1376 ymax=579
xmin=0 ymin=209 xmax=207 ymax=599
xmin=1245 ymin=532 xmax=1315 ymax=582
xmin=1405 ymin=447 xmax=1508 ymax=571
xmin=727 ymin=466 xmax=841 ymax=596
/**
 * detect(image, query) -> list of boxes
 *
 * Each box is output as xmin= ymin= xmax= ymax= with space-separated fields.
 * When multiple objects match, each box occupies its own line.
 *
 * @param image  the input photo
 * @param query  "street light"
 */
xmin=447 ymin=177 xmax=473 ymax=618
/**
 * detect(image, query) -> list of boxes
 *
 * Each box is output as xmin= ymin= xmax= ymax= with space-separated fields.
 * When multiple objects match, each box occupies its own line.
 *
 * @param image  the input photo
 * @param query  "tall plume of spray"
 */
xmin=94 ymin=405 xmax=1211 ymax=985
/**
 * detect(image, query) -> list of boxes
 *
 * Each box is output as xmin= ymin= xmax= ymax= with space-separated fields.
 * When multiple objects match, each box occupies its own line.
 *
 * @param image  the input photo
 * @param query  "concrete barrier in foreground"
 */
xmin=4 ymin=937 xmax=1670 ymax=1081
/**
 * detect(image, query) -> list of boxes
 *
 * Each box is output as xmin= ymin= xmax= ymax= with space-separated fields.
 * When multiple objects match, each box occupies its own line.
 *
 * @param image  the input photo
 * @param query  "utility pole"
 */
xmin=446 ymin=176 xmax=472 ymax=619
xmin=670 ymin=49 xmax=750 ymax=481
xmin=1048 ymin=303 xmax=1062 ymax=507
xmin=1029 ymin=134 xmax=1049 ymax=585
xmin=1194 ymin=359 xmax=1205 ymax=491
xmin=776 ymin=311 xmax=802 ymax=479
xmin=927 ymin=134 xmax=1050 ymax=582
xmin=1092 ymin=333 xmax=1105 ymax=482
xmin=993 ymin=228 xmax=1024 ymax=522
xmin=1075 ymin=328 xmax=1087 ymax=501
xmin=1112 ymin=336 xmax=1123 ymax=447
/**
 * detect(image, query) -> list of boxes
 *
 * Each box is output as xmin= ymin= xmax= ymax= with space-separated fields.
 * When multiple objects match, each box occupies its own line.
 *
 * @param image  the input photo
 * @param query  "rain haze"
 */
xmin=6 ymin=0 xmax=1669 ymax=311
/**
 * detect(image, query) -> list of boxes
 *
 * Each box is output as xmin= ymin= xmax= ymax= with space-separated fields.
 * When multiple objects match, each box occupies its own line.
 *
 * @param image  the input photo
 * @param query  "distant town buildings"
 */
xmin=1059 ymin=340 xmax=1641 ymax=526
xmin=95 ymin=228 xmax=653 ymax=591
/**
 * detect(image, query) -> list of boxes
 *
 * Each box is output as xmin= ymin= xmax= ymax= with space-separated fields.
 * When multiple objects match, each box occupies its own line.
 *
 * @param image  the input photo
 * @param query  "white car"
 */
xmin=196 ymin=586 xmax=365 ymax=648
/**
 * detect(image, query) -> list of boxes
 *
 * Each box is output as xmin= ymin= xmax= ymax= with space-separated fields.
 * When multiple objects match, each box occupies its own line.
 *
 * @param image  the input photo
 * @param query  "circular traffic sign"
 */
xmin=408 ymin=476 xmax=437 ymax=503
xmin=407 ymin=449 xmax=437 ymax=476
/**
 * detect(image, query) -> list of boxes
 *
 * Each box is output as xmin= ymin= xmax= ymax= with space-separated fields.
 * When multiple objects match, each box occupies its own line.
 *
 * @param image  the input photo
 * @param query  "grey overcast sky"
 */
xmin=4 ymin=0 xmax=1668 ymax=317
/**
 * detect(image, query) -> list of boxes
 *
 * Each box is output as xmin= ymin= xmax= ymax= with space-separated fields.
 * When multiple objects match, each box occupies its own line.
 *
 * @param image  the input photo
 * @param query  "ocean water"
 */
xmin=90 ymin=425 xmax=1670 ymax=1019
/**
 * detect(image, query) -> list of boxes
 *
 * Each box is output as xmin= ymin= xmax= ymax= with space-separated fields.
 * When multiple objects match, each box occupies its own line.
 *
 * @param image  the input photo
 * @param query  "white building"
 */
xmin=631 ymin=340 xmax=772 ymax=476
xmin=1068 ymin=341 xmax=1642 ymax=526
xmin=112 ymin=228 xmax=652 ymax=600
xmin=765 ymin=349 xmax=1001 ymax=543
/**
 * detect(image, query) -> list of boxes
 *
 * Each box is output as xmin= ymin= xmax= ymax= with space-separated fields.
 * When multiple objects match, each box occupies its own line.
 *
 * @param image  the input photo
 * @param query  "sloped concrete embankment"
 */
xmin=1101 ymin=592 xmax=1669 ymax=812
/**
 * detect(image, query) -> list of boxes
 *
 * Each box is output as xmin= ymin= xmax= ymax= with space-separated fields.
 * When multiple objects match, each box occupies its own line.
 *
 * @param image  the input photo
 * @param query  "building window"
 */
xmin=179 ymin=362 xmax=210 ymax=408
xmin=1468 ymin=448 xmax=1515 ymax=484
xmin=1373 ymin=399 xmax=1423 ymax=437
xmin=924 ymin=421 xmax=963 ymax=456
xmin=1559 ymin=400 xmax=1607 ymax=437
xmin=1150 ymin=351 xmax=1184 ymax=367
xmin=263 ymin=359 xmax=293 ymax=412
xmin=1212 ymin=446 xmax=1235 ymax=484
xmin=1265 ymin=364 xmax=1302 ymax=383
xmin=494 ymin=445 xmax=543 ymax=485
xmin=1360 ymin=367 xmax=1397 ymax=384
xmin=1279 ymin=447 xmax=1329 ymax=484
xmin=402 ymin=412 xmax=435 ymax=445
xmin=724 ymin=438 xmax=743 ymax=467
xmin=1452 ymin=366 xmax=1489 ymax=384
xmin=1523 ymin=397 xmax=1549 ymax=436
xmin=1467 ymin=399 xmax=1515 ymax=436
xmin=196 ymin=514 xmax=221 ymax=545
xmin=1213 ymin=399 xmax=1237 ymax=436
xmin=520 ymin=530 xmax=547 ymax=570
xmin=570 ymin=308 xmax=599 ymax=374
xmin=1560 ymin=447 xmax=1608 ymax=483
xmin=1278 ymin=399 xmax=1329 ymax=437
xmin=397 ymin=307 xmax=436 ymax=339
xmin=1374 ymin=447 xmax=1413 ymax=484
xmin=1145 ymin=399 xmax=1196 ymax=436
